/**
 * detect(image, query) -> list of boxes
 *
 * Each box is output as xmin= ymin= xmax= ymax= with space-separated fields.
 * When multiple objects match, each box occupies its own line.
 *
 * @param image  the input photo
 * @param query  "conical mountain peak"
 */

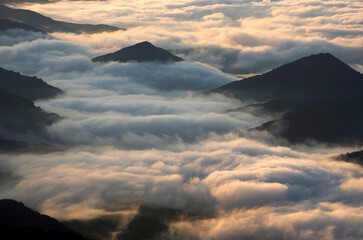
xmin=213 ymin=53 xmax=363 ymax=101
xmin=135 ymin=41 xmax=154 ymax=47
xmin=92 ymin=41 xmax=184 ymax=63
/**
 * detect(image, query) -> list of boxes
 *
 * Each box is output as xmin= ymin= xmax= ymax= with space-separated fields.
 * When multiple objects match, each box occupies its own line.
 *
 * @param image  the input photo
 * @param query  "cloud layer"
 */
xmin=0 ymin=1 xmax=362 ymax=240
xmin=17 ymin=0 xmax=363 ymax=74
xmin=0 ymin=136 xmax=362 ymax=239
xmin=0 ymin=36 xmax=252 ymax=148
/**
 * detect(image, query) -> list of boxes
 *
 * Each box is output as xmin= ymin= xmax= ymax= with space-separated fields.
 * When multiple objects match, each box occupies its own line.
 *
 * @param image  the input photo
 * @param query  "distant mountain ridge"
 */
xmin=212 ymin=53 xmax=363 ymax=144
xmin=92 ymin=41 xmax=184 ymax=63
xmin=0 ymin=19 xmax=46 ymax=33
xmin=0 ymin=4 xmax=122 ymax=34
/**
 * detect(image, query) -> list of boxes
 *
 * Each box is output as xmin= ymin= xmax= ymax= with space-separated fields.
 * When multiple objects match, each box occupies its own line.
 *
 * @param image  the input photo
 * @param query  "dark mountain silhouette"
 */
xmin=92 ymin=41 xmax=184 ymax=63
xmin=117 ymin=206 xmax=188 ymax=240
xmin=0 ymin=199 xmax=87 ymax=240
xmin=0 ymin=137 xmax=61 ymax=153
xmin=0 ymin=67 xmax=62 ymax=151
xmin=0 ymin=67 xmax=62 ymax=100
xmin=0 ymin=89 xmax=60 ymax=135
xmin=63 ymin=215 xmax=120 ymax=240
xmin=0 ymin=5 xmax=122 ymax=34
xmin=335 ymin=150 xmax=363 ymax=166
xmin=213 ymin=53 xmax=363 ymax=102
xmin=254 ymin=103 xmax=363 ymax=144
xmin=0 ymin=137 xmax=28 ymax=151
xmin=0 ymin=19 xmax=46 ymax=33
xmin=245 ymin=97 xmax=363 ymax=144
xmin=213 ymin=53 xmax=363 ymax=144
xmin=230 ymin=98 xmax=304 ymax=117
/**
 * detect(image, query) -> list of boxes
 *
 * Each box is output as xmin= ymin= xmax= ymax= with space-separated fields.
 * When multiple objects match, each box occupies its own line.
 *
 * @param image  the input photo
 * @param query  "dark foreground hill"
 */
xmin=0 ymin=67 xmax=62 ymax=100
xmin=0 ymin=4 xmax=122 ymax=34
xmin=213 ymin=53 xmax=363 ymax=144
xmin=0 ymin=199 xmax=87 ymax=240
xmin=92 ymin=41 xmax=184 ymax=63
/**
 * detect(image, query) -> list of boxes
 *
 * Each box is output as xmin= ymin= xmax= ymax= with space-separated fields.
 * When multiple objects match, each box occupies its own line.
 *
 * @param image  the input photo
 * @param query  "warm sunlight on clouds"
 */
xmin=0 ymin=1 xmax=362 ymax=239
xmin=15 ymin=0 xmax=363 ymax=74
xmin=1 ymin=136 xmax=362 ymax=238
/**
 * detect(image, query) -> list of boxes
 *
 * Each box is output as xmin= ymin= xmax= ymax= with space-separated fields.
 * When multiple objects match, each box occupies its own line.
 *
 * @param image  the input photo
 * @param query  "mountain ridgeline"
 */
xmin=214 ymin=53 xmax=363 ymax=101
xmin=0 ymin=67 xmax=62 ymax=100
xmin=0 ymin=67 xmax=62 ymax=152
xmin=0 ymin=88 xmax=60 ymax=135
xmin=0 ymin=19 xmax=46 ymax=33
xmin=212 ymin=53 xmax=363 ymax=144
xmin=0 ymin=4 xmax=122 ymax=34
xmin=92 ymin=41 xmax=184 ymax=63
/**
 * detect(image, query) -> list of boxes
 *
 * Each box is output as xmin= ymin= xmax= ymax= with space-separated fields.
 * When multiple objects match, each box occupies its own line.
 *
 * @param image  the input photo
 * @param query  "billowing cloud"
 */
xmin=0 ymin=135 xmax=362 ymax=239
xmin=0 ymin=1 xmax=362 ymax=240
xmin=0 ymin=38 xmax=92 ymax=75
xmin=0 ymin=29 xmax=51 ymax=46
xmin=15 ymin=0 xmax=363 ymax=75
xmin=169 ymin=202 xmax=363 ymax=240
xmin=0 ymin=37 xmax=235 ymax=89
xmin=0 ymin=37 xmax=257 ymax=149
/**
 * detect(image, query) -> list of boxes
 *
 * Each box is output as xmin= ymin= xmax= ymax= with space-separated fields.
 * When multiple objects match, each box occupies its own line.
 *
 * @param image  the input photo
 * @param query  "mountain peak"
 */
xmin=309 ymin=52 xmax=335 ymax=58
xmin=92 ymin=41 xmax=184 ymax=63
xmin=128 ymin=41 xmax=160 ymax=50
xmin=300 ymin=53 xmax=341 ymax=64
xmin=269 ymin=52 xmax=355 ymax=77
xmin=287 ymin=52 xmax=349 ymax=68
xmin=136 ymin=41 xmax=154 ymax=47
xmin=212 ymin=53 xmax=363 ymax=144
xmin=213 ymin=53 xmax=363 ymax=101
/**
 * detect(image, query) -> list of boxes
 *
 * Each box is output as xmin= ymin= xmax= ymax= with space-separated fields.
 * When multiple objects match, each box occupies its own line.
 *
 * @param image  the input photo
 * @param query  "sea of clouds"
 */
xmin=0 ymin=0 xmax=362 ymax=239
xmin=19 ymin=0 xmax=363 ymax=74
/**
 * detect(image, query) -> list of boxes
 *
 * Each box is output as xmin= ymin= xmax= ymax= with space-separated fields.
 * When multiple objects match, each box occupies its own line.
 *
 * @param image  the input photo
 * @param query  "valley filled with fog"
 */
xmin=0 ymin=1 xmax=362 ymax=240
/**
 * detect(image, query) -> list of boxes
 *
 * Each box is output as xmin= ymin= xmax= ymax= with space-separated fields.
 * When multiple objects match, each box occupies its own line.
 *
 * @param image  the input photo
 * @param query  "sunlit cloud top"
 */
xmin=9 ymin=0 xmax=362 ymax=75
xmin=1 ymin=1 xmax=363 ymax=239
